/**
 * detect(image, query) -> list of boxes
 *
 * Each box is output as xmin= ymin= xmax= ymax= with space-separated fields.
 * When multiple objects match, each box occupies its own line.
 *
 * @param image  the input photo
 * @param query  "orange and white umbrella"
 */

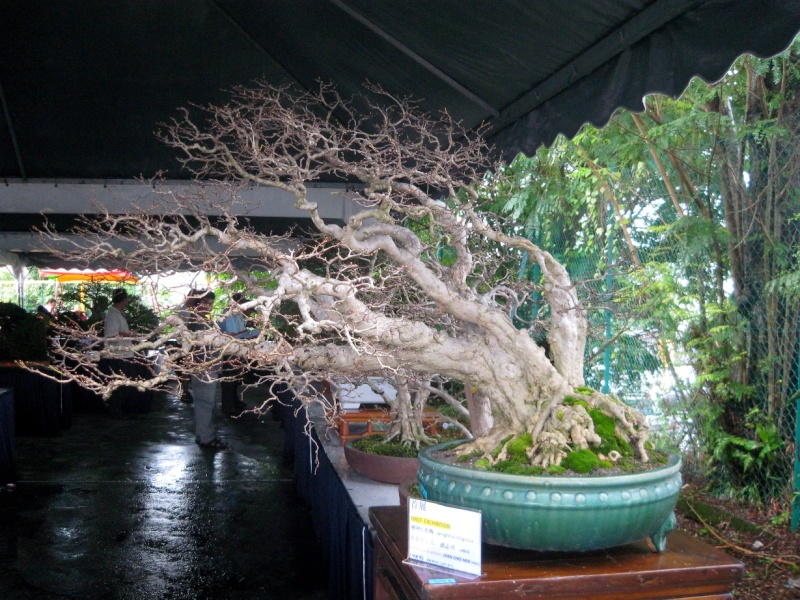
xmin=39 ymin=269 xmax=139 ymax=284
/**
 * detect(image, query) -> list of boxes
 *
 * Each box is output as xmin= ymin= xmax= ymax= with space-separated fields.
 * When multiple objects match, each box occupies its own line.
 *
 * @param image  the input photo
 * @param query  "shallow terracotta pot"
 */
xmin=343 ymin=442 xmax=420 ymax=485
xmin=418 ymin=439 xmax=682 ymax=552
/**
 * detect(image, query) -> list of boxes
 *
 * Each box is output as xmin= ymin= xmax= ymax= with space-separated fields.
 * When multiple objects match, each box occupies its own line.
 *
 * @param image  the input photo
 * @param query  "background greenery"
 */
xmin=487 ymin=38 xmax=800 ymax=512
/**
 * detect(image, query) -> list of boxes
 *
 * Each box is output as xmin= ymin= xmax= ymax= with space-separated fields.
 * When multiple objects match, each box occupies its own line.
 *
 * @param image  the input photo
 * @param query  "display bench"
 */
xmin=69 ymin=356 xmax=155 ymax=414
xmin=0 ymin=387 xmax=14 ymax=485
xmin=0 ymin=363 xmax=72 ymax=437
xmin=276 ymin=388 xmax=391 ymax=600
xmin=331 ymin=408 xmax=443 ymax=446
xmin=370 ymin=505 xmax=744 ymax=600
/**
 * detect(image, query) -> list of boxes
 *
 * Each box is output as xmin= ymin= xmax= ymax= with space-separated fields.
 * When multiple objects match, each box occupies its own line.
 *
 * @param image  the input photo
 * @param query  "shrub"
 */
xmin=0 ymin=302 xmax=50 ymax=361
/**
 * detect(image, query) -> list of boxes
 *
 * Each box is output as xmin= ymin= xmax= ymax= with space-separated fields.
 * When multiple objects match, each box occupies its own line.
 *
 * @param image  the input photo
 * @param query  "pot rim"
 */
xmin=344 ymin=440 xmax=420 ymax=461
xmin=418 ymin=439 xmax=682 ymax=489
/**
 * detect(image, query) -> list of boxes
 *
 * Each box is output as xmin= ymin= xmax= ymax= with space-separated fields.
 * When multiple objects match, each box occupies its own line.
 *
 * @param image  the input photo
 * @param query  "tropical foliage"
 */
xmin=498 ymin=38 xmax=800 ymax=504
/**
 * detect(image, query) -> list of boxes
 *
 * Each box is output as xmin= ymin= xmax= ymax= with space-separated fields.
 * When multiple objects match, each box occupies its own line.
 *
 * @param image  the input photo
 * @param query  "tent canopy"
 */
xmin=1 ymin=1 xmax=799 ymax=268
xmin=2 ymin=0 xmax=799 ymax=181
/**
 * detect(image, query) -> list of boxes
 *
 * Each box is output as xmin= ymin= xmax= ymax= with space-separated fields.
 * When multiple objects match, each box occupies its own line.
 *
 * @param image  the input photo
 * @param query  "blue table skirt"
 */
xmin=70 ymin=358 xmax=155 ymax=414
xmin=276 ymin=388 xmax=375 ymax=600
xmin=0 ymin=387 xmax=14 ymax=485
xmin=0 ymin=366 xmax=72 ymax=437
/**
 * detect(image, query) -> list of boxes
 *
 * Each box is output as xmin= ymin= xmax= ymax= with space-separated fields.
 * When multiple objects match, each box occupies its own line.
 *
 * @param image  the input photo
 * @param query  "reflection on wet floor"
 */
xmin=0 ymin=389 xmax=328 ymax=599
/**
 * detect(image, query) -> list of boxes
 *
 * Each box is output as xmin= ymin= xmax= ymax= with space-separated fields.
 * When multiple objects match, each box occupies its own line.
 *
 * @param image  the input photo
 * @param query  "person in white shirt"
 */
xmin=104 ymin=289 xmax=137 ymax=357
xmin=104 ymin=289 xmax=136 ymax=338
xmin=187 ymin=290 xmax=228 ymax=450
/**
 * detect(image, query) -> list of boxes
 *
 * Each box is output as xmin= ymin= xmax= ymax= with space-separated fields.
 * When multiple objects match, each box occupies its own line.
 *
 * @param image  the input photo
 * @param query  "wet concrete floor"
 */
xmin=0 ymin=389 xmax=328 ymax=599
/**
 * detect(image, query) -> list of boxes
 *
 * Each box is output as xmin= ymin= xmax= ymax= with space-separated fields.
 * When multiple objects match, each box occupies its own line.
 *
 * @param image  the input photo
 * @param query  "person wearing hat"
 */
xmin=104 ymin=288 xmax=137 ymax=339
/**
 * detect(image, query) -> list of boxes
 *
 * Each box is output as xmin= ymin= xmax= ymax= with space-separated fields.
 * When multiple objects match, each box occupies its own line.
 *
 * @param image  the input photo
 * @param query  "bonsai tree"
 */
xmin=40 ymin=83 xmax=650 ymax=468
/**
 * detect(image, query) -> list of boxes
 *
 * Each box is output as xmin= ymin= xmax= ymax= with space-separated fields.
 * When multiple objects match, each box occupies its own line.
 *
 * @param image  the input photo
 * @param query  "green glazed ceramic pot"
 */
xmin=417 ymin=440 xmax=681 ymax=552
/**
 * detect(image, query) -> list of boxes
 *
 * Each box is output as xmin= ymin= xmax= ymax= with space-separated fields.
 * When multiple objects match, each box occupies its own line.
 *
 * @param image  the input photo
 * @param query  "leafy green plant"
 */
xmin=0 ymin=302 xmax=50 ymax=361
xmin=711 ymin=423 xmax=784 ymax=474
xmin=705 ymin=417 xmax=788 ymax=503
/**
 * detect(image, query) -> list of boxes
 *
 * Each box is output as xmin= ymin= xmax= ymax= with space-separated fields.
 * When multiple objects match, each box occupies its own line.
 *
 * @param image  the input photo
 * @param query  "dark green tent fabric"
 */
xmin=1 ymin=0 xmax=799 ymax=180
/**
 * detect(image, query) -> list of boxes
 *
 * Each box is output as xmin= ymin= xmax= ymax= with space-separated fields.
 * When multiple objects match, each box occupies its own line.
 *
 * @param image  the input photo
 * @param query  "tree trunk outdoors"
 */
xmin=715 ymin=56 xmax=800 ymax=437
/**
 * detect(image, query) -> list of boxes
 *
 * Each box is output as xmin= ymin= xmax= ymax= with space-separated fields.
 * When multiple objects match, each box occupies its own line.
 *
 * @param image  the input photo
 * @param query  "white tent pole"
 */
xmin=0 ymin=251 xmax=25 ymax=307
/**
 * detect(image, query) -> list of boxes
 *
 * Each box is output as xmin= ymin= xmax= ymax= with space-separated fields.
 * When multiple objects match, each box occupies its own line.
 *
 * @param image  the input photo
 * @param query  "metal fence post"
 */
xmin=602 ymin=225 xmax=614 ymax=394
xmin=793 ymin=394 xmax=799 ymax=532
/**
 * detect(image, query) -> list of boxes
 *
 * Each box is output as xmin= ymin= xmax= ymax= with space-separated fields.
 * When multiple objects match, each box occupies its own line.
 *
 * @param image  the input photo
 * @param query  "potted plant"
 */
xmin=0 ymin=302 xmax=50 ymax=362
xmin=344 ymin=434 xmax=421 ymax=485
xmin=338 ymin=375 xmax=471 ymax=484
xmin=0 ymin=302 xmax=73 ymax=436
xmin=46 ymin=82 xmax=678 ymax=551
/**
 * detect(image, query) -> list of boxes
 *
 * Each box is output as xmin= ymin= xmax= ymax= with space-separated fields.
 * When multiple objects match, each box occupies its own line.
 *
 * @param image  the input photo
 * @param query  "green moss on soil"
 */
xmin=352 ymin=435 xmax=421 ymax=458
xmin=615 ymin=451 xmax=668 ymax=472
xmin=490 ymin=459 xmax=544 ymax=476
xmin=562 ymin=449 xmax=601 ymax=473
xmin=587 ymin=408 xmax=633 ymax=457
xmin=456 ymin=450 xmax=482 ymax=463
xmin=492 ymin=435 xmax=514 ymax=459
xmin=505 ymin=433 xmax=532 ymax=460
xmin=587 ymin=408 xmax=616 ymax=438
xmin=451 ymin=404 xmax=667 ymax=477
xmin=677 ymin=497 xmax=764 ymax=536
xmin=562 ymin=396 xmax=589 ymax=409
xmin=598 ymin=434 xmax=633 ymax=457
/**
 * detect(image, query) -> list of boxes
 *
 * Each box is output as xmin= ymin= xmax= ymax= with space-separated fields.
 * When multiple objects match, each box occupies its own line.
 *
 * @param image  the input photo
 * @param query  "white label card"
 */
xmin=406 ymin=498 xmax=482 ymax=577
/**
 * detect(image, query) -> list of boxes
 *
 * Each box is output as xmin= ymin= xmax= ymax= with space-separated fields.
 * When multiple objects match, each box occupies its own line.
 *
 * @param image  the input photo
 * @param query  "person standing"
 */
xmin=104 ymin=289 xmax=137 ymax=357
xmin=174 ymin=294 xmax=198 ymax=403
xmin=218 ymin=292 xmax=249 ymax=416
xmin=101 ymin=288 xmax=152 ymax=412
xmin=185 ymin=290 xmax=228 ymax=450
xmin=104 ymin=289 xmax=137 ymax=339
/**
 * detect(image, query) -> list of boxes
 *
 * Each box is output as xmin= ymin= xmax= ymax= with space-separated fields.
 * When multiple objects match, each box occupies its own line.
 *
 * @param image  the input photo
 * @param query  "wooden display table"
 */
xmin=332 ymin=408 xmax=442 ymax=446
xmin=370 ymin=505 xmax=744 ymax=600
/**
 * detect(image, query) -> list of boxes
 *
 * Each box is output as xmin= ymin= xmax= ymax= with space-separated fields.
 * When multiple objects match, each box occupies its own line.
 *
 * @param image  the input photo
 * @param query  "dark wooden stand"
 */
xmin=370 ymin=505 xmax=744 ymax=600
